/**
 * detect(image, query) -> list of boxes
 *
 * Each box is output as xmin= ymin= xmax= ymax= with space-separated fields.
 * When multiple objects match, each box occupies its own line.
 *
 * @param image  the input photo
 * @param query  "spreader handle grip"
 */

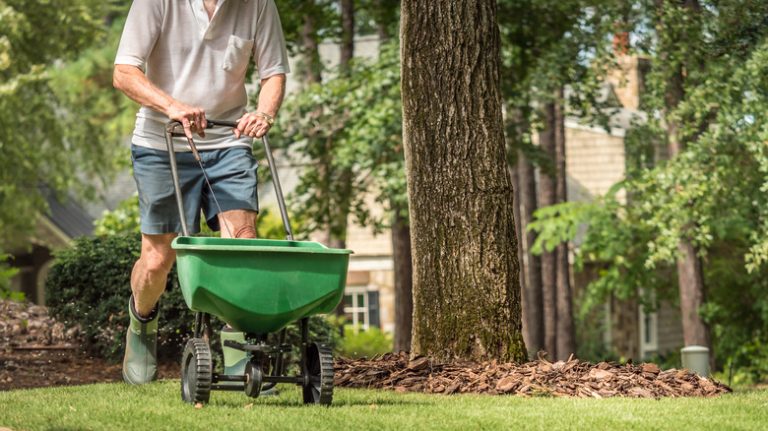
xmin=206 ymin=119 xmax=238 ymax=129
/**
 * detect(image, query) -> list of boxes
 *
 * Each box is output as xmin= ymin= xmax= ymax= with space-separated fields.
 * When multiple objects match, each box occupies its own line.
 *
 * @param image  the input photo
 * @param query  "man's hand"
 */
xmin=167 ymin=101 xmax=207 ymax=139
xmin=234 ymin=112 xmax=273 ymax=139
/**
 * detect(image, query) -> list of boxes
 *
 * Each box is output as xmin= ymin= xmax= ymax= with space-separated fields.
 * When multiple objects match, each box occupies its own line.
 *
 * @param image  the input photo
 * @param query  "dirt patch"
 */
xmin=335 ymin=352 xmax=731 ymax=398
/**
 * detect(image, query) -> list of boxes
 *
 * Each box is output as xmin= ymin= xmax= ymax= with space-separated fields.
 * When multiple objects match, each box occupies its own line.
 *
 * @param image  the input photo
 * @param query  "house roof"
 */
xmin=43 ymin=188 xmax=94 ymax=239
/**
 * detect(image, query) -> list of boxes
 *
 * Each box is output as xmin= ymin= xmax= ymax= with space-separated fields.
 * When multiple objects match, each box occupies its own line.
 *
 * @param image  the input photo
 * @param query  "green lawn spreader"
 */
xmin=165 ymin=120 xmax=352 ymax=406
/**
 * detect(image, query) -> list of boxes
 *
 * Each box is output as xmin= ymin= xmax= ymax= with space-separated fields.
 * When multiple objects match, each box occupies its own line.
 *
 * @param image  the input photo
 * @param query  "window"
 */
xmin=343 ymin=286 xmax=380 ymax=331
xmin=638 ymin=305 xmax=658 ymax=358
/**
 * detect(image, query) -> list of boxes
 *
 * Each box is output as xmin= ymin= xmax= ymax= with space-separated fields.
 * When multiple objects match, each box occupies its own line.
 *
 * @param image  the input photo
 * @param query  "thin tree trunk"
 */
xmin=340 ymin=0 xmax=355 ymax=73
xmin=518 ymin=150 xmax=544 ymax=357
xmin=510 ymin=163 xmax=525 ymax=327
xmin=656 ymin=0 xmax=712 ymax=361
xmin=401 ymin=0 xmax=527 ymax=362
xmin=375 ymin=0 xmax=390 ymax=42
xmin=554 ymin=88 xmax=576 ymax=360
xmin=538 ymin=101 xmax=558 ymax=360
xmin=301 ymin=14 xmax=322 ymax=84
xmin=392 ymin=207 xmax=413 ymax=352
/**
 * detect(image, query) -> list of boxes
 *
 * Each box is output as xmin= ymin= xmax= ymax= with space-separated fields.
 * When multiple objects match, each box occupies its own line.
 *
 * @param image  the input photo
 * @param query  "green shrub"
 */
xmin=339 ymin=325 xmax=392 ymax=359
xmin=46 ymin=233 xmax=338 ymax=363
xmin=45 ymin=234 xmax=192 ymax=361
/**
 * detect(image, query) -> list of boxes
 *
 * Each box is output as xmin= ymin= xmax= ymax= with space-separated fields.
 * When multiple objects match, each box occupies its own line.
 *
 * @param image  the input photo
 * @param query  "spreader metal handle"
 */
xmin=164 ymin=120 xmax=294 ymax=240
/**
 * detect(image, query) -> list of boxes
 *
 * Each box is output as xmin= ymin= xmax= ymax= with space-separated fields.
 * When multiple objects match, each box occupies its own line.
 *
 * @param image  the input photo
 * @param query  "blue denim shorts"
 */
xmin=131 ymin=145 xmax=258 ymax=234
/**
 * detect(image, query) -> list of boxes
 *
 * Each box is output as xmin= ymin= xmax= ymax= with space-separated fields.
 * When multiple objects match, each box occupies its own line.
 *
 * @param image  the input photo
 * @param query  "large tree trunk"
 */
xmin=656 ymin=0 xmax=712 ymax=359
xmin=554 ymin=89 xmax=576 ymax=360
xmin=392 ymin=208 xmax=413 ymax=352
xmin=538 ymin=101 xmax=558 ymax=359
xmin=401 ymin=0 xmax=527 ymax=362
xmin=518 ymin=150 xmax=544 ymax=357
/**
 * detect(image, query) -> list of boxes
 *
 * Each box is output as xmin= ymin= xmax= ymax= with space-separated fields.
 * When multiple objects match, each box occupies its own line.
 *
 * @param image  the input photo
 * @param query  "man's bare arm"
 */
xmin=113 ymin=64 xmax=206 ymax=139
xmin=235 ymin=73 xmax=286 ymax=139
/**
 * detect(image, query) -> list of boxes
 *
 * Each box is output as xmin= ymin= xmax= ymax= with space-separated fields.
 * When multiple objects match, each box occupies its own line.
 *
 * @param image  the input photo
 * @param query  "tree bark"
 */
xmin=340 ymin=0 xmax=355 ymax=74
xmin=538 ymin=101 xmax=558 ymax=359
xmin=301 ymin=14 xmax=322 ymax=84
xmin=375 ymin=0 xmax=390 ymax=42
xmin=401 ymin=0 xmax=527 ymax=362
xmin=518 ymin=150 xmax=544 ymax=357
xmin=392 ymin=208 xmax=413 ymax=352
xmin=554 ymin=88 xmax=576 ymax=360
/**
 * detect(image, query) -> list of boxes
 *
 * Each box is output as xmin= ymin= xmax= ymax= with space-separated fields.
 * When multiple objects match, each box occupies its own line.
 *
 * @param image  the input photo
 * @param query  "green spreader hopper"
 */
xmin=173 ymin=236 xmax=351 ymax=334
xmin=164 ymin=120 xmax=352 ymax=407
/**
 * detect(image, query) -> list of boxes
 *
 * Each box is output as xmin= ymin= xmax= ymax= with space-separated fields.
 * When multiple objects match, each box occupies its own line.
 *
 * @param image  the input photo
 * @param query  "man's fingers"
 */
xmin=181 ymin=119 xmax=193 ymax=140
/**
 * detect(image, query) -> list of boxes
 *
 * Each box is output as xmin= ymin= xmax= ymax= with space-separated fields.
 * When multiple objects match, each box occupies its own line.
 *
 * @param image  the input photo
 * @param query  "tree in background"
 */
xmin=499 ymin=0 xmax=627 ymax=360
xmin=529 ymin=0 xmax=768 ymax=377
xmin=401 ymin=0 xmax=526 ymax=362
xmin=0 ymin=1 xmax=136 ymax=294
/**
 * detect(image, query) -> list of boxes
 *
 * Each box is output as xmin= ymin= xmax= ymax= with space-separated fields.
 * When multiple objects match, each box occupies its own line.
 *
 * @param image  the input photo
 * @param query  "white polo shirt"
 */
xmin=115 ymin=0 xmax=290 ymax=151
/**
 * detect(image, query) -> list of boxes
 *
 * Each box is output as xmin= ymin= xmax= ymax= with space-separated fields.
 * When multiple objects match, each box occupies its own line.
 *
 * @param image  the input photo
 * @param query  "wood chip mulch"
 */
xmin=334 ymin=352 xmax=731 ymax=398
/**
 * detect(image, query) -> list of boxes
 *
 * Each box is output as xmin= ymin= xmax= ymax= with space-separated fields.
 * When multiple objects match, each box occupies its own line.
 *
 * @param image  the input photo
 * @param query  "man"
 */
xmin=113 ymin=0 xmax=289 ymax=384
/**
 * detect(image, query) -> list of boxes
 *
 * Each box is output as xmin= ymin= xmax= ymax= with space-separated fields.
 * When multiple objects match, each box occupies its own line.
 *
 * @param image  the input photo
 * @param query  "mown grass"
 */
xmin=0 ymin=382 xmax=766 ymax=431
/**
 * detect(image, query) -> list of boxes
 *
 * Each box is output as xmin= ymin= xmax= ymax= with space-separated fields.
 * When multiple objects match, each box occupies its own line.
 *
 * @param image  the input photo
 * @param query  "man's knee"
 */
xmin=139 ymin=234 xmax=176 ymax=275
xmin=219 ymin=210 xmax=257 ymax=239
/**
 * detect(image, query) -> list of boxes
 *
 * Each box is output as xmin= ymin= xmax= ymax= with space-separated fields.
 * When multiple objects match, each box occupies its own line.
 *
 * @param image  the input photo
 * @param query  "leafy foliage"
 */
xmin=271 ymin=43 xmax=404 ymax=237
xmin=0 ymin=1 xmax=130 ymax=248
xmin=528 ymin=0 xmax=768 ymax=373
xmin=338 ymin=325 xmax=393 ymax=359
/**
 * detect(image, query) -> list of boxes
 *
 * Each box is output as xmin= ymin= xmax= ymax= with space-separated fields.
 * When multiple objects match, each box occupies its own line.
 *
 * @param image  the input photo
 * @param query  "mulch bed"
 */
xmin=0 ymin=299 xmax=179 ymax=391
xmin=335 ymin=352 xmax=731 ymax=398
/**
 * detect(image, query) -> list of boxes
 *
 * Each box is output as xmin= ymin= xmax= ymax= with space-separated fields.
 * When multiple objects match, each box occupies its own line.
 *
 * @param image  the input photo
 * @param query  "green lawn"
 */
xmin=0 ymin=382 xmax=766 ymax=431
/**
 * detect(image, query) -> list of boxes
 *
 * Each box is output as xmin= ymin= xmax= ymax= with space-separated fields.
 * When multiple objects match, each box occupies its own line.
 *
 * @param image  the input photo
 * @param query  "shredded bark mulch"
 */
xmin=334 ymin=352 xmax=731 ymax=398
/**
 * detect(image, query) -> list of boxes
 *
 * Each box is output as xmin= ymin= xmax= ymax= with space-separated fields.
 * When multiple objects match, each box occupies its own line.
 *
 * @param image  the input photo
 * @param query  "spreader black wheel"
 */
xmin=244 ymin=362 xmax=263 ymax=398
xmin=302 ymin=343 xmax=334 ymax=405
xmin=181 ymin=338 xmax=212 ymax=404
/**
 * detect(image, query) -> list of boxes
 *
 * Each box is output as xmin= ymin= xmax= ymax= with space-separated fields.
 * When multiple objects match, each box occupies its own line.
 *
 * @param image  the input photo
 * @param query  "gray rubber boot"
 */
xmin=122 ymin=296 xmax=159 ymax=385
xmin=221 ymin=327 xmax=248 ymax=376
xmin=221 ymin=327 xmax=278 ymax=396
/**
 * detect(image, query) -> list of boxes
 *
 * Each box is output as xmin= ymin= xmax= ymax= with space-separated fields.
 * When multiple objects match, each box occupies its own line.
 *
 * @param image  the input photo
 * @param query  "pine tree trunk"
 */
xmin=510 ymin=163 xmax=525 ymax=324
xmin=375 ymin=0 xmax=390 ymax=42
xmin=554 ymin=89 xmax=576 ymax=360
xmin=340 ymin=0 xmax=355 ymax=73
xmin=301 ymin=14 xmax=322 ymax=84
xmin=518 ymin=150 xmax=544 ymax=357
xmin=392 ymin=208 xmax=413 ymax=352
xmin=401 ymin=0 xmax=527 ymax=362
xmin=538 ymin=101 xmax=558 ymax=360
xmin=656 ymin=0 xmax=712 ymax=360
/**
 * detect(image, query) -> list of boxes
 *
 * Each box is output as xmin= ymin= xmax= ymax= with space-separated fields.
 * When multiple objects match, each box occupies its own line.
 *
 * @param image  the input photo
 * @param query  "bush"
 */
xmin=46 ymin=233 xmax=338 ymax=363
xmin=339 ymin=326 xmax=392 ymax=358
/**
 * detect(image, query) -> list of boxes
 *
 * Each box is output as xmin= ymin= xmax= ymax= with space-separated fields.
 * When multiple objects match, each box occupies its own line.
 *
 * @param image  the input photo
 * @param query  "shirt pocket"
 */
xmin=222 ymin=35 xmax=254 ymax=74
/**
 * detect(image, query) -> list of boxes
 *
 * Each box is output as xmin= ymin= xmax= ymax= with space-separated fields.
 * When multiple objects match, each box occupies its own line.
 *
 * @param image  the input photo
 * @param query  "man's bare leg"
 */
xmin=131 ymin=233 xmax=178 ymax=316
xmin=219 ymin=209 xmax=257 ymax=239
xmin=217 ymin=209 xmax=261 ymax=385
xmin=123 ymin=232 xmax=177 ymax=384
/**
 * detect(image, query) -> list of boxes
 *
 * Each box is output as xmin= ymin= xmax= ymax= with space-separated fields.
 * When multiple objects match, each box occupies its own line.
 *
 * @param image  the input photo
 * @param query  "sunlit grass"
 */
xmin=0 ymin=381 xmax=766 ymax=430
